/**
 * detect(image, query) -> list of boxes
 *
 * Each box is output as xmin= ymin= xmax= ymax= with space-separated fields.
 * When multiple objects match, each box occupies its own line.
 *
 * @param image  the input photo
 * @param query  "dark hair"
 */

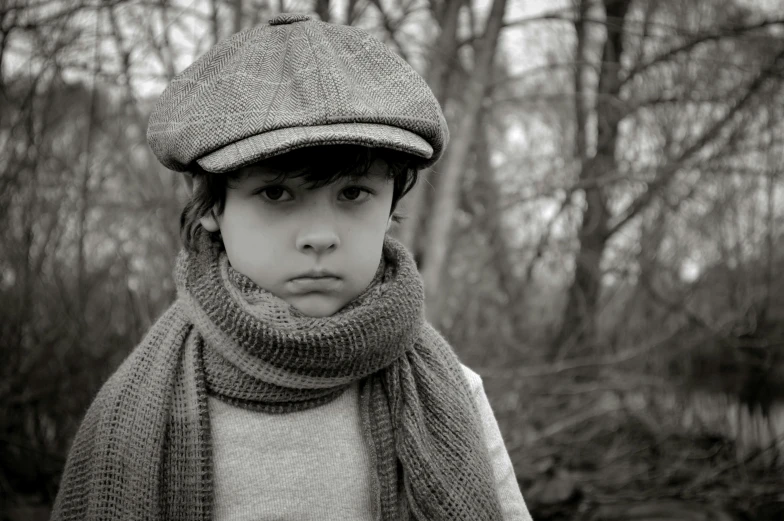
xmin=180 ymin=145 xmax=419 ymax=251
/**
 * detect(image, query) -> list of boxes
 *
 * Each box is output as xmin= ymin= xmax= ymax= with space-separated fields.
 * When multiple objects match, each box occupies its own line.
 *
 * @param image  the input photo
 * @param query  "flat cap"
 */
xmin=147 ymin=13 xmax=449 ymax=173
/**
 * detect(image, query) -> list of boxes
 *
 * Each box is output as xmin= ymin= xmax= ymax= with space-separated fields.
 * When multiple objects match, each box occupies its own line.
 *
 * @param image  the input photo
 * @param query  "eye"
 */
xmin=340 ymin=186 xmax=372 ymax=202
xmin=256 ymin=186 xmax=292 ymax=202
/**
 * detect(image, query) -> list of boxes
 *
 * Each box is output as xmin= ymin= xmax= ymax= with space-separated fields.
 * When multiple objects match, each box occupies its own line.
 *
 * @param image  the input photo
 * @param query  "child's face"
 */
xmin=201 ymin=159 xmax=395 ymax=317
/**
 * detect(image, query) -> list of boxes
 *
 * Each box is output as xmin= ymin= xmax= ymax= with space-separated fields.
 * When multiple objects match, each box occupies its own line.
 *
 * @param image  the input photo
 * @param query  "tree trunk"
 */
xmin=210 ymin=0 xmax=220 ymax=45
xmin=473 ymin=116 xmax=529 ymax=342
xmin=419 ymin=0 xmax=508 ymax=320
xmin=233 ymin=0 xmax=243 ymax=34
xmin=553 ymin=0 xmax=630 ymax=358
xmin=397 ymin=0 xmax=463 ymax=254
xmin=315 ymin=0 xmax=330 ymax=22
xmin=344 ymin=0 xmax=358 ymax=25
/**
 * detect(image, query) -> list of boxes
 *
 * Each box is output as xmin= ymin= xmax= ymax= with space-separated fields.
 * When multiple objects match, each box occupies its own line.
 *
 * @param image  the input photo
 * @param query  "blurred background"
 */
xmin=2 ymin=0 xmax=784 ymax=519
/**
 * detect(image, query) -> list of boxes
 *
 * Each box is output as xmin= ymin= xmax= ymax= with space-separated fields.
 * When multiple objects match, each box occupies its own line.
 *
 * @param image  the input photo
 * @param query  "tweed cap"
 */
xmin=147 ymin=13 xmax=449 ymax=173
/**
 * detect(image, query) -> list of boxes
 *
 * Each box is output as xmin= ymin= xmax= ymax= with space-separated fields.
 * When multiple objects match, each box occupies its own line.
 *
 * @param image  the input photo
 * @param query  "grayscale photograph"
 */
xmin=1 ymin=0 xmax=782 ymax=520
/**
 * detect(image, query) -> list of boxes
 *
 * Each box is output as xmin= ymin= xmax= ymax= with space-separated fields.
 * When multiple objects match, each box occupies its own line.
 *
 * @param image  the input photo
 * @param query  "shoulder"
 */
xmin=459 ymin=363 xmax=484 ymax=397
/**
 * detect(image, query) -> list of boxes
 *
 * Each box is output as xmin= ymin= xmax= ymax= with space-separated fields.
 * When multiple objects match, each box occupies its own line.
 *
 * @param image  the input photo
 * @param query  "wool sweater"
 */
xmin=209 ymin=363 xmax=532 ymax=521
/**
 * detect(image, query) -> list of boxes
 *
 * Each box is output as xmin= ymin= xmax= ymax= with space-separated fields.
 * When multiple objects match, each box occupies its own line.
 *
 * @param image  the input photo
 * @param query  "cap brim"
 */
xmin=196 ymin=123 xmax=435 ymax=173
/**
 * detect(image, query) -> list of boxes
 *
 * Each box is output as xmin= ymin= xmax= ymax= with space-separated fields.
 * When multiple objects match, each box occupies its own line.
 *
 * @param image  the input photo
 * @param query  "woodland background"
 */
xmin=2 ymin=0 xmax=784 ymax=519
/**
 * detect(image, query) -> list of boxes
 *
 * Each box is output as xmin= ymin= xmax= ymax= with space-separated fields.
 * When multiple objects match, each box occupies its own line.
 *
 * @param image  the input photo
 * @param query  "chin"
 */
xmin=289 ymin=297 xmax=344 ymax=318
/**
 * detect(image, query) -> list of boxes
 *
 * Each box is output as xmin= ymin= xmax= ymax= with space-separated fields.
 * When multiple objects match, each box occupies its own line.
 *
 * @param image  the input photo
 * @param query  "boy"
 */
xmin=51 ymin=12 xmax=532 ymax=521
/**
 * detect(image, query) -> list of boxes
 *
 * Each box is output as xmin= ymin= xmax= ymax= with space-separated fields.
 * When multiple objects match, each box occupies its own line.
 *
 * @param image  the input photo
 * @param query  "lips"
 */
xmin=296 ymin=269 xmax=339 ymax=279
xmin=287 ymin=275 xmax=342 ymax=293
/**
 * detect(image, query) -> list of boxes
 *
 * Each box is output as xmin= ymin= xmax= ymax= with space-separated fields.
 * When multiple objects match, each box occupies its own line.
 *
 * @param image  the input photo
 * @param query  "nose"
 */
xmin=296 ymin=224 xmax=340 ymax=255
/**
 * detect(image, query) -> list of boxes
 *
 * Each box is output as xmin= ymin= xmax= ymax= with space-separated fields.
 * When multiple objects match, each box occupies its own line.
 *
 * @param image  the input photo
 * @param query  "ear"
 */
xmin=200 ymin=211 xmax=220 ymax=232
xmin=184 ymin=173 xmax=220 ymax=232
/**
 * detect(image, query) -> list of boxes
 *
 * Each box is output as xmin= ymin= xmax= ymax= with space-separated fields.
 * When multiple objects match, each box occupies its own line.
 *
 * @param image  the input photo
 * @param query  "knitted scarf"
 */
xmin=51 ymin=235 xmax=503 ymax=521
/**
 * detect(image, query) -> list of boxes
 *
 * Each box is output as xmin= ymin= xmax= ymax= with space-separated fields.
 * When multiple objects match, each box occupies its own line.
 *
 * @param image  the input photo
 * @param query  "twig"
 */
xmin=476 ymin=323 xmax=691 ymax=378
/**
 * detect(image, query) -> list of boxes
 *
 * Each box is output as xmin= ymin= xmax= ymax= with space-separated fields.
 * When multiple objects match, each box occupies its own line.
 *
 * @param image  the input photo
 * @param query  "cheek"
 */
xmin=350 ymin=214 xmax=389 ymax=278
xmin=217 ymin=205 xmax=282 ymax=277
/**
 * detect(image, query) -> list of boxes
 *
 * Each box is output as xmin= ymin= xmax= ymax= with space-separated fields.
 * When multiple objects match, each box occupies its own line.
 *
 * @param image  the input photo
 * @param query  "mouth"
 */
xmin=287 ymin=274 xmax=342 ymax=293
xmin=294 ymin=269 xmax=339 ymax=279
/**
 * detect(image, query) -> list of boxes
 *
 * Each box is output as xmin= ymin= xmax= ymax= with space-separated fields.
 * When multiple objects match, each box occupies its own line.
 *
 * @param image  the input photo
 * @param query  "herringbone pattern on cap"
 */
xmin=147 ymin=15 xmax=449 ymax=172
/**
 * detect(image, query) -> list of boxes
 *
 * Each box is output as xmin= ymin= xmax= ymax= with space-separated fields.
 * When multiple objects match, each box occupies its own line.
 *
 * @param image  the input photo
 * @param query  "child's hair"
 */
xmin=180 ymin=145 xmax=418 ymax=251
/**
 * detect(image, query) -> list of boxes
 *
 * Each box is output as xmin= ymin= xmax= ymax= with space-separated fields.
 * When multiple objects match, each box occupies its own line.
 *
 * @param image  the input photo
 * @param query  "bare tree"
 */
xmin=420 ymin=0 xmax=509 ymax=318
xmin=553 ymin=0 xmax=784 ymax=356
xmin=315 ymin=0 xmax=330 ymax=22
xmin=397 ymin=0 xmax=463 ymax=253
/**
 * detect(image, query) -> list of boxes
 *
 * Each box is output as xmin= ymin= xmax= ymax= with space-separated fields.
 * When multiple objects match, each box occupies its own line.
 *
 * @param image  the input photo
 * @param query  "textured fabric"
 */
xmin=146 ymin=14 xmax=449 ymax=173
xmin=209 ymin=365 xmax=533 ymax=521
xmin=469 ymin=371 xmax=534 ymax=521
xmin=51 ymin=235 xmax=504 ymax=521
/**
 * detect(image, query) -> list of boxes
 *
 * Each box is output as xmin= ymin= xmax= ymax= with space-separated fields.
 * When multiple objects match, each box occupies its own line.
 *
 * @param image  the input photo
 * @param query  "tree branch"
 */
xmin=605 ymin=48 xmax=784 ymax=238
xmin=620 ymin=17 xmax=784 ymax=88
